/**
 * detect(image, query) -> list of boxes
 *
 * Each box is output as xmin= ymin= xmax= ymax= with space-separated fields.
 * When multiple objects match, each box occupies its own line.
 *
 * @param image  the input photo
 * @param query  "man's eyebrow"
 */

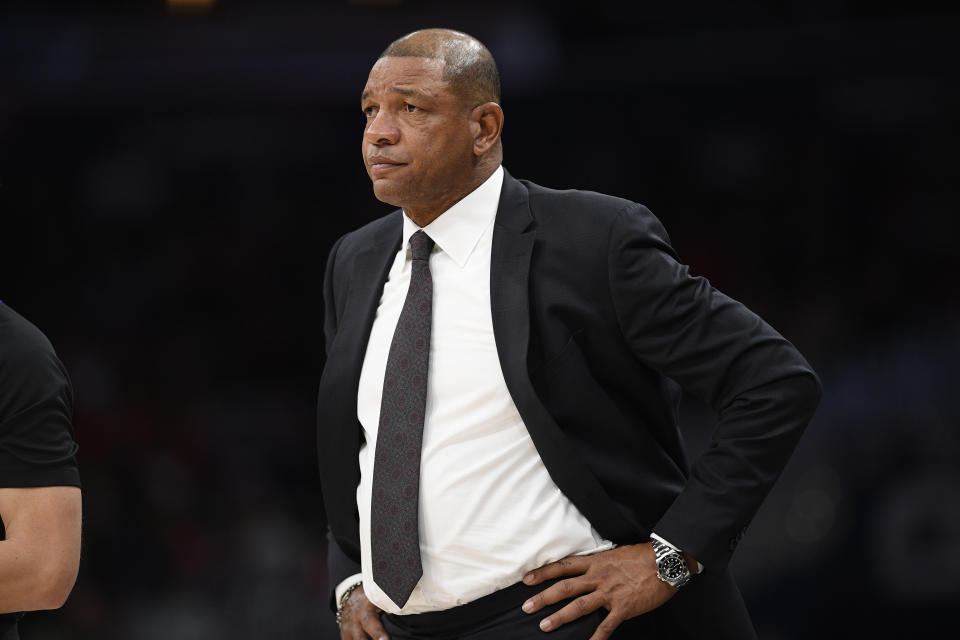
xmin=389 ymin=87 xmax=421 ymax=97
xmin=360 ymin=86 xmax=429 ymax=102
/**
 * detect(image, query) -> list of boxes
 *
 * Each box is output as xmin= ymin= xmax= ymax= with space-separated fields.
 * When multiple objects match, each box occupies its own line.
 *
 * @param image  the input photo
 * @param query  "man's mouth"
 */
xmin=369 ymin=159 xmax=406 ymax=176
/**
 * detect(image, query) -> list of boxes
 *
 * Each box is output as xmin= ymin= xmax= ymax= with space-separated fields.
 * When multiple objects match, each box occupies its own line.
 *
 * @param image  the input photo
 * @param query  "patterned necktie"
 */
xmin=370 ymin=229 xmax=434 ymax=608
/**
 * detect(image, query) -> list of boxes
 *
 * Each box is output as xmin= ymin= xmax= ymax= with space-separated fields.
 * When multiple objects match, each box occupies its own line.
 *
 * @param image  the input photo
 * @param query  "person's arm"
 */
xmin=0 ymin=485 xmax=82 ymax=613
xmin=327 ymin=530 xmax=362 ymax=610
xmin=323 ymin=234 xmax=348 ymax=354
xmin=0 ymin=306 xmax=83 ymax=614
xmin=321 ymin=235 xmax=365 ymax=612
xmin=523 ymin=203 xmax=820 ymax=638
xmin=606 ymin=203 xmax=821 ymax=568
xmin=319 ymin=240 xmax=389 ymax=639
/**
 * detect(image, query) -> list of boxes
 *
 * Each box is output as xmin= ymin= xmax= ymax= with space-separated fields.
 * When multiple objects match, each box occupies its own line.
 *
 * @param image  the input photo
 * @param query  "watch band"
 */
xmin=651 ymin=538 xmax=677 ymax=560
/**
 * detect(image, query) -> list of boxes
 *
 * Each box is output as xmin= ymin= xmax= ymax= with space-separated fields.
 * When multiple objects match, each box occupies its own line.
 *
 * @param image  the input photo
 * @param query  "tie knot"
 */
xmin=409 ymin=230 xmax=434 ymax=262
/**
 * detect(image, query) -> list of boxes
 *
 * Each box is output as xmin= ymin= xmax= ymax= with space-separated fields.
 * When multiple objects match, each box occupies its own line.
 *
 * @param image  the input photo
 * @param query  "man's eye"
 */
xmin=404 ymin=103 xmax=419 ymax=113
xmin=362 ymin=106 xmax=376 ymax=117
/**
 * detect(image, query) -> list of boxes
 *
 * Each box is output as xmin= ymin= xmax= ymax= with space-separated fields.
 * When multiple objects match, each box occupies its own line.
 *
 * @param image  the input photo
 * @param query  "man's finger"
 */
xmin=341 ymin=615 xmax=375 ymax=640
xmin=359 ymin=609 xmax=390 ymax=640
xmin=587 ymin=612 xmax=624 ymax=640
xmin=523 ymin=555 xmax=591 ymax=585
xmin=340 ymin=618 xmax=365 ymax=640
xmin=339 ymin=610 xmax=364 ymax=640
xmin=536 ymin=593 xmax=602 ymax=633
xmin=343 ymin=625 xmax=366 ymax=640
xmin=522 ymin=576 xmax=591 ymax=613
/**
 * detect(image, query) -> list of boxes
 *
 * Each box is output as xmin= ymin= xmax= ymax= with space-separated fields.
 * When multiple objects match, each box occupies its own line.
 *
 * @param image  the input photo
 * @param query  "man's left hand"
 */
xmin=521 ymin=543 xmax=677 ymax=639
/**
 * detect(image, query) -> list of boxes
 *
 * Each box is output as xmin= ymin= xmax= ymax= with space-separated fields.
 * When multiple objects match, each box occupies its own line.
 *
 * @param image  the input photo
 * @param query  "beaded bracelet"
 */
xmin=336 ymin=581 xmax=364 ymax=627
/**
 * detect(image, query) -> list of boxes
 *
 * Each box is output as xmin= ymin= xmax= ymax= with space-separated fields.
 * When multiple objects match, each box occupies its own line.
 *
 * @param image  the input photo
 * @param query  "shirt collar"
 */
xmin=401 ymin=165 xmax=504 ymax=268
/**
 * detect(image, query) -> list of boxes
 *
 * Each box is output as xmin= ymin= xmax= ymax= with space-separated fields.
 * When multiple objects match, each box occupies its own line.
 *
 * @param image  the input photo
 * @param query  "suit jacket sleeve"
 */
xmin=320 ymin=233 xmax=362 ymax=609
xmin=323 ymin=233 xmax=347 ymax=354
xmin=327 ymin=531 xmax=362 ymax=611
xmin=606 ymin=203 xmax=822 ymax=569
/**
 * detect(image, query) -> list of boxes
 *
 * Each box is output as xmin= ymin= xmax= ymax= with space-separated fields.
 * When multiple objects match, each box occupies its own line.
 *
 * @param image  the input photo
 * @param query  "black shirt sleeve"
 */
xmin=0 ymin=304 xmax=81 ymax=489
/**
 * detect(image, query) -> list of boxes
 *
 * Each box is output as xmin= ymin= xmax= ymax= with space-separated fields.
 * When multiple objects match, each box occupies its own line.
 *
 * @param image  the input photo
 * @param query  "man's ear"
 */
xmin=471 ymin=102 xmax=504 ymax=156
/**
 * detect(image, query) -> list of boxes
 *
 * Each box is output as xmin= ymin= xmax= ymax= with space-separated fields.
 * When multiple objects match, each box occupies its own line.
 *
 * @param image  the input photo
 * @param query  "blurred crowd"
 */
xmin=1 ymin=2 xmax=958 ymax=638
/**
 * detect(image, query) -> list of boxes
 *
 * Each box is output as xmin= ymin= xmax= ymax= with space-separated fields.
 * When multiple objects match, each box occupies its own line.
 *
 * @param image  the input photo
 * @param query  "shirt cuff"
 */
xmin=335 ymin=573 xmax=364 ymax=607
xmin=651 ymin=533 xmax=704 ymax=574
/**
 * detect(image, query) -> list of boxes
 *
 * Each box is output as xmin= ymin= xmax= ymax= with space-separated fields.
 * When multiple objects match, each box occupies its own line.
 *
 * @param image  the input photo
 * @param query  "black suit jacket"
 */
xmin=317 ymin=170 xmax=821 ymax=634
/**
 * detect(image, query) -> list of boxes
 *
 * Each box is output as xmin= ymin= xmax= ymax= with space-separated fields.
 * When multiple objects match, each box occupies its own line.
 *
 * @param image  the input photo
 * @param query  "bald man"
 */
xmin=317 ymin=29 xmax=820 ymax=639
xmin=0 ymin=303 xmax=82 ymax=640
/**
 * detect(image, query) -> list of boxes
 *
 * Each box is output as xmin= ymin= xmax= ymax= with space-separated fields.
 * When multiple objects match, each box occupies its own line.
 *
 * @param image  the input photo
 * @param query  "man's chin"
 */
xmin=371 ymin=180 xmax=405 ymax=207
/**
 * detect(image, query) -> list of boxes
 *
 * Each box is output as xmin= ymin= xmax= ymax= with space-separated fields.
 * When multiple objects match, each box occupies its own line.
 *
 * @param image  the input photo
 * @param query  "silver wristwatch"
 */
xmin=651 ymin=539 xmax=691 ymax=589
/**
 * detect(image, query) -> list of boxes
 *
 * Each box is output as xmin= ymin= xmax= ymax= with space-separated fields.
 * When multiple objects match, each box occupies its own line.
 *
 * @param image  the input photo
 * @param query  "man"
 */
xmin=317 ymin=29 xmax=820 ymax=639
xmin=0 ymin=303 xmax=82 ymax=640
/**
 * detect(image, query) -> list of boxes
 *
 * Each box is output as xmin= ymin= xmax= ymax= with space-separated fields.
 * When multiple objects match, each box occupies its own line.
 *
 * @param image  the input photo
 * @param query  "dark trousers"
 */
xmin=380 ymin=567 xmax=757 ymax=639
xmin=0 ymin=614 xmax=20 ymax=640
xmin=381 ymin=578 xmax=604 ymax=640
xmin=383 ymin=605 xmax=603 ymax=639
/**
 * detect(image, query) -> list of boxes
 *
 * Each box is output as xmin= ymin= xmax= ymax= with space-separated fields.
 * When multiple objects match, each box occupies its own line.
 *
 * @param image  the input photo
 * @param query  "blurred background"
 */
xmin=2 ymin=1 xmax=958 ymax=638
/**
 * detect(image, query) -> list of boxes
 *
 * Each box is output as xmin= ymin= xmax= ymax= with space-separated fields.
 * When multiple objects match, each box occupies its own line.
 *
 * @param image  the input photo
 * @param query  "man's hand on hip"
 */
xmin=339 ymin=585 xmax=389 ymax=640
xmin=521 ymin=543 xmax=678 ymax=640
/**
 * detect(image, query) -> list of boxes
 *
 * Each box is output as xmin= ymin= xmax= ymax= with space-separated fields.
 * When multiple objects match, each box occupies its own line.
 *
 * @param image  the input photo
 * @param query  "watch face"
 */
xmin=659 ymin=554 xmax=687 ymax=581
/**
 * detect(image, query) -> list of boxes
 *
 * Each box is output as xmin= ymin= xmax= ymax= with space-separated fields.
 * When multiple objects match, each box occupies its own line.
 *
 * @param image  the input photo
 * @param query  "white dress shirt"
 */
xmin=346 ymin=166 xmax=614 ymax=614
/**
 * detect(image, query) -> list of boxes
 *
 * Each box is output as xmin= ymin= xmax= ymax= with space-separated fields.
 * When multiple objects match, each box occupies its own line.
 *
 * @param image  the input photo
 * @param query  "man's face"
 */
xmin=360 ymin=56 xmax=477 ymax=212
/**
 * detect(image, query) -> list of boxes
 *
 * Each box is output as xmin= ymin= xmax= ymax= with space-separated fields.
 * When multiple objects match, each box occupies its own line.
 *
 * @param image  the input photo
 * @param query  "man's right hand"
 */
xmin=339 ymin=584 xmax=389 ymax=640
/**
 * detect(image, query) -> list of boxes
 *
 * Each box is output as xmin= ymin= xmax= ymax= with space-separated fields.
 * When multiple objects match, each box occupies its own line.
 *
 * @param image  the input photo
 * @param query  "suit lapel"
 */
xmin=489 ymin=172 xmax=536 ymax=384
xmin=491 ymin=172 xmax=637 ymax=542
xmin=320 ymin=213 xmax=401 ymax=548
xmin=333 ymin=215 xmax=403 ymax=399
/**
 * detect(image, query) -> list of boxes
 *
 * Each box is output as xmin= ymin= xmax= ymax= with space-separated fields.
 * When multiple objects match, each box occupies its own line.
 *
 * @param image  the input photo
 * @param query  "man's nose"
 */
xmin=364 ymin=110 xmax=399 ymax=146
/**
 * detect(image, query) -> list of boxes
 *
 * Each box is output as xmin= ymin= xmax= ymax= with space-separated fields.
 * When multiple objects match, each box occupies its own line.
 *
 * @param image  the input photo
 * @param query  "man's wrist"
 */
xmin=650 ymin=538 xmax=691 ymax=589
xmin=336 ymin=581 xmax=363 ymax=627
xmin=650 ymin=533 xmax=703 ymax=574
xmin=334 ymin=573 xmax=364 ymax=605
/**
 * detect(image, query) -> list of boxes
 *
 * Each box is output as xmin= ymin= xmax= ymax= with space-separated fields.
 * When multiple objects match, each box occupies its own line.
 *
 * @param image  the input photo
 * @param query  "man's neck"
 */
xmin=403 ymin=161 xmax=500 ymax=228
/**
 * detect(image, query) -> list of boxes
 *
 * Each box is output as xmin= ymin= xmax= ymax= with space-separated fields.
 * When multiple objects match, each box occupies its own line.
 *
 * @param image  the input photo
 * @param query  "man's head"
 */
xmin=360 ymin=29 xmax=504 ymax=225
